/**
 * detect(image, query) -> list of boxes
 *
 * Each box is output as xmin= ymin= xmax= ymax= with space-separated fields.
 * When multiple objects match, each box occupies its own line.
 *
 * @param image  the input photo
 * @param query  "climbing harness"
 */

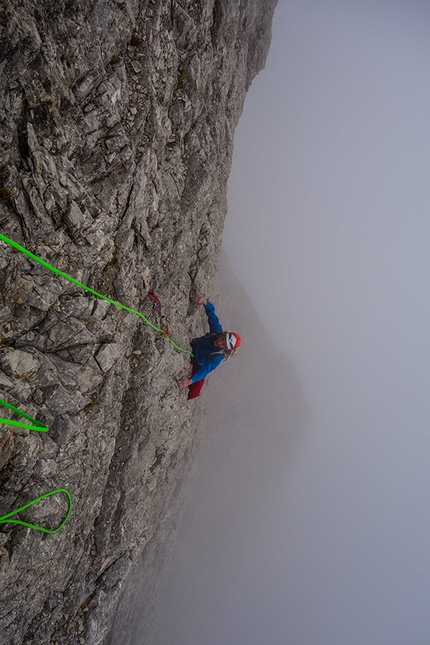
xmin=148 ymin=289 xmax=169 ymax=336
xmin=0 ymin=233 xmax=193 ymax=356
xmin=0 ymin=489 xmax=72 ymax=534
xmin=0 ymin=397 xmax=48 ymax=432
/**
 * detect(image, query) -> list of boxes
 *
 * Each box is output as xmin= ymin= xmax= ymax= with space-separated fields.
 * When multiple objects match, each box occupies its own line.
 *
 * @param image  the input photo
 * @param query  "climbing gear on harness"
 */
xmin=0 ymin=397 xmax=48 ymax=432
xmin=0 ymin=488 xmax=72 ymax=533
xmin=148 ymin=289 xmax=169 ymax=336
xmin=0 ymin=233 xmax=192 ymax=356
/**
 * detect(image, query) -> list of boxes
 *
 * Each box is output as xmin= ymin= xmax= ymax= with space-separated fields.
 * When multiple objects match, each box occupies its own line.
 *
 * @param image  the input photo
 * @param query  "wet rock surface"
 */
xmin=0 ymin=1 xmax=277 ymax=643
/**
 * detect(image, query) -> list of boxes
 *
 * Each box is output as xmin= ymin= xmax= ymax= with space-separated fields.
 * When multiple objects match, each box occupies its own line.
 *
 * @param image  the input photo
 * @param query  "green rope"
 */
xmin=0 ymin=232 xmax=193 ymax=356
xmin=0 ymin=229 xmax=194 ymax=535
xmin=0 ymin=397 xmax=48 ymax=432
xmin=0 ymin=403 xmax=72 ymax=533
xmin=0 ymin=489 xmax=72 ymax=533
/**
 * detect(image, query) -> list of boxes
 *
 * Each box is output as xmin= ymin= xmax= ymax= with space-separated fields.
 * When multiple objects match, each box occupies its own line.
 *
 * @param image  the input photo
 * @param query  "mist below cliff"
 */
xmin=110 ymin=253 xmax=310 ymax=645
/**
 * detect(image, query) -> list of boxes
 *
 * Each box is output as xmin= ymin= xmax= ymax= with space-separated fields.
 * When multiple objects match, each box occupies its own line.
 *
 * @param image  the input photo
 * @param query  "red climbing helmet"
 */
xmin=226 ymin=332 xmax=241 ymax=350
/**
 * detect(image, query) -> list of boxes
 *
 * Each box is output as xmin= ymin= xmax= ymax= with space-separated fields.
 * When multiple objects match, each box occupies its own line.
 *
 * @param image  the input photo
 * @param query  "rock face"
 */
xmin=0 ymin=1 xmax=277 ymax=644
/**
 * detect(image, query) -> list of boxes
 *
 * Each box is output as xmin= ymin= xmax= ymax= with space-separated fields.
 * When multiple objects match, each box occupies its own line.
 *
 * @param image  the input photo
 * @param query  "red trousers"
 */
xmin=187 ymin=361 xmax=205 ymax=400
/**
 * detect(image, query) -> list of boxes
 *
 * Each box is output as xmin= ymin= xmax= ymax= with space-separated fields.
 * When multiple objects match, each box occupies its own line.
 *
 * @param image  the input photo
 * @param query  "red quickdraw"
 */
xmin=148 ymin=290 xmax=169 ymax=335
xmin=148 ymin=289 xmax=162 ymax=312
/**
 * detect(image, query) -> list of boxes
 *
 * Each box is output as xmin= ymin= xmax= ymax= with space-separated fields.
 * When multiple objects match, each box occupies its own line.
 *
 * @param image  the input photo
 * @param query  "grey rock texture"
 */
xmin=0 ymin=1 xmax=277 ymax=644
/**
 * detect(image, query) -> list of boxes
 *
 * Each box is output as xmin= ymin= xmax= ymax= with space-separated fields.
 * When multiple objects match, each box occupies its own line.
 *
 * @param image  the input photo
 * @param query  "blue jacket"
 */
xmin=190 ymin=301 xmax=224 ymax=383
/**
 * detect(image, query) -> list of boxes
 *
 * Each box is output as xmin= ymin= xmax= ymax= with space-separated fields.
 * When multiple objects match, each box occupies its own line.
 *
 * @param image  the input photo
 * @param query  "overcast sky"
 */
xmin=152 ymin=2 xmax=430 ymax=644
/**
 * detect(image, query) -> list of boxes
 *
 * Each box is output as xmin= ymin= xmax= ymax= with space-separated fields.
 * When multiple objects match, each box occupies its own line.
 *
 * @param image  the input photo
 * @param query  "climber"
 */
xmin=177 ymin=296 xmax=241 ymax=400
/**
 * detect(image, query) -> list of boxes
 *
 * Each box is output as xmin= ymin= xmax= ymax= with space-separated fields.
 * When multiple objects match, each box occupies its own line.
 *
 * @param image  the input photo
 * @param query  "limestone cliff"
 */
xmin=0 ymin=1 xmax=277 ymax=643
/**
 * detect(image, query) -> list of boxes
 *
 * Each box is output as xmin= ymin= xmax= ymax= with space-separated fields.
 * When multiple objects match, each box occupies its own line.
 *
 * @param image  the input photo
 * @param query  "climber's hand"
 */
xmin=191 ymin=296 xmax=207 ymax=306
xmin=178 ymin=377 xmax=193 ymax=389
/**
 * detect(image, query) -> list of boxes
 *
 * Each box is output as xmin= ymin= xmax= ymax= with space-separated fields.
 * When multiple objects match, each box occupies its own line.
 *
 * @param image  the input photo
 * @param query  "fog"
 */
xmin=150 ymin=2 xmax=430 ymax=644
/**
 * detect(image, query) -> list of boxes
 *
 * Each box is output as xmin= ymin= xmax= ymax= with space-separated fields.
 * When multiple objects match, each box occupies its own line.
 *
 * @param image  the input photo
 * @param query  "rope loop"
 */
xmin=0 ymin=399 xmax=71 ymax=533
xmin=0 ymin=489 xmax=72 ymax=534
